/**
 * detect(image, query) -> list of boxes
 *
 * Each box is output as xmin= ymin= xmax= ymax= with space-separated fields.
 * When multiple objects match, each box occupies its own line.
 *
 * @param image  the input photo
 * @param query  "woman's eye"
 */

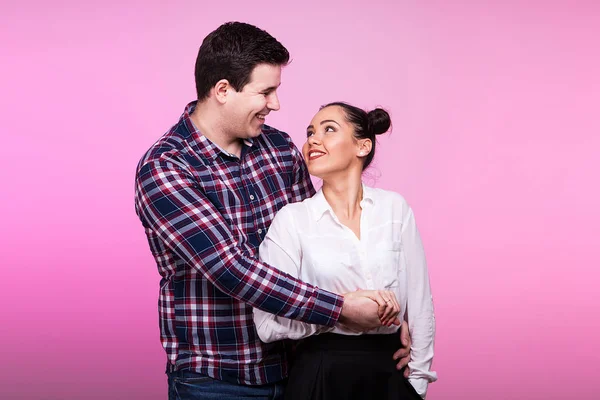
xmin=325 ymin=126 xmax=335 ymax=132
xmin=306 ymin=131 xmax=314 ymax=137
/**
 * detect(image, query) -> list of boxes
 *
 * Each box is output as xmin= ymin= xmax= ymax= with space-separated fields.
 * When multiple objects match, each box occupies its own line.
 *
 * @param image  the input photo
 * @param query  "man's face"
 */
xmin=224 ymin=63 xmax=282 ymax=139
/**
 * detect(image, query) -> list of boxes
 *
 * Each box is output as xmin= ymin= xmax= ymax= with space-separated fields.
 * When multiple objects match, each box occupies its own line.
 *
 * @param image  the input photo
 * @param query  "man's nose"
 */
xmin=267 ymin=92 xmax=280 ymax=111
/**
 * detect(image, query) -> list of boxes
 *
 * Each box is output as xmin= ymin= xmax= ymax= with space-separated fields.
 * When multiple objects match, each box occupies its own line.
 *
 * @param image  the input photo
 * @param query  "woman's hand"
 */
xmin=343 ymin=289 xmax=401 ymax=327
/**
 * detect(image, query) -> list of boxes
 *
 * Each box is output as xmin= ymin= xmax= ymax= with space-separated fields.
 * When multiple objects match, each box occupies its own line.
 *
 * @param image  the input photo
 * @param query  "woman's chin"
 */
xmin=307 ymin=167 xmax=326 ymax=180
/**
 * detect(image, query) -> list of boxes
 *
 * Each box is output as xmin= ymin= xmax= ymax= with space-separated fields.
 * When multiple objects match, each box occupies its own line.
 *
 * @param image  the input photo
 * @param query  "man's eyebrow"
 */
xmin=261 ymin=83 xmax=281 ymax=92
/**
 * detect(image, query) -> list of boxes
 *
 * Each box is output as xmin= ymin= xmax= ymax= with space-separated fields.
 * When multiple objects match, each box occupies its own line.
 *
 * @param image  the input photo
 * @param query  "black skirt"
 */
xmin=284 ymin=333 xmax=422 ymax=400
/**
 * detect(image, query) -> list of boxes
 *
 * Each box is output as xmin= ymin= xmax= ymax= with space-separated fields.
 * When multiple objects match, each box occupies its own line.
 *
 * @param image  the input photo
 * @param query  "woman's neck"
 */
xmin=322 ymin=173 xmax=363 ymax=222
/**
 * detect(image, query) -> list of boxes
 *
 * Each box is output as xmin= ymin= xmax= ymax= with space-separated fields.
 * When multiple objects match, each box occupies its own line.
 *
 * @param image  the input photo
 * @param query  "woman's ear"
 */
xmin=357 ymin=138 xmax=373 ymax=157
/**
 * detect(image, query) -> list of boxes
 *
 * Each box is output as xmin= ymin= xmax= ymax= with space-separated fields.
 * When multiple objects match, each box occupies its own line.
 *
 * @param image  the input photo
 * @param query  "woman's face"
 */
xmin=302 ymin=106 xmax=369 ymax=180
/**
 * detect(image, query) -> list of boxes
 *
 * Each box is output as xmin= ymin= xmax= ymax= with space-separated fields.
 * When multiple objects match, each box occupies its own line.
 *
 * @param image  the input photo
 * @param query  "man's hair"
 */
xmin=194 ymin=22 xmax=290 ymax=100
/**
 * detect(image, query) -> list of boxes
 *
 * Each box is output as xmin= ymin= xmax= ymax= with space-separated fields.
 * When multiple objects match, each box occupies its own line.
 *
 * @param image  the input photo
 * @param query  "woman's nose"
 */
xmin=308 ymin=133 xmax=321 ymax=145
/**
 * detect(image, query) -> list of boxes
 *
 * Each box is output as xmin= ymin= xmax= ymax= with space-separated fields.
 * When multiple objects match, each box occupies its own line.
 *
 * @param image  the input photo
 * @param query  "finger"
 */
xmin=392 ymin=347 xmax=409 ymax=361
xmin=385 ymin=308 xmax=397 ymax=326
xmin=377 ymin=302 xmax=388 ymax=322
xmin=379 ymin=303 xmax=390 ymax=321
xmin=379 ymin=306 xmax=391 ymax=325
xmin=395 ymin=355 xmax=410 ymax=371
xmin=388 ymin=296 xmax=401 ymax=326
xmin=395 ymin=357 xmax=408 ymax=370
xmin=363 ymin=291 xmax=388 ymax=323
xmin=381 ymin=298 xmax=394 ymax=322
xmin=380 ymin=293 xmax=396 ymax=325
xmin=383 ymin=291 xmax=397 ymax=314
xmin=403 ymin=366 xmax=411 ymax=378
xmin=388 ymin=291 xmax=401 ymax=317
xmin=384 ymin=292 xmax=400 ymax=326
xmin=400 ymin=320 xmax=410 ymax=346
xmin=373 ymin=290 xmax=388 ymax=308
xmin=380 ymin=302 xmax=397 ymax=326
xmin=362 ymin=290 xmax=386 ymax=308
xmin=387 ymin=305 xmax=399 ymax=326
xmin=364 ymin=291 xmax=394 ymax=326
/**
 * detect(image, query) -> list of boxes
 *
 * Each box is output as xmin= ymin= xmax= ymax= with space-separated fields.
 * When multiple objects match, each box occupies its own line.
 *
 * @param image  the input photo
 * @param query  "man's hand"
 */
xmin=339 ymin=290 xmax=401 ymax=331
xmin=393 ymin=320 xmax=412 ymax=377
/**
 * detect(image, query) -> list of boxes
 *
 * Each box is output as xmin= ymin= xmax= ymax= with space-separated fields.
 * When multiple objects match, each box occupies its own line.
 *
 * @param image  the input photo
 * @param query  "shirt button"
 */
xmin=257 ymin=229 xmax=263 ymax=234
xmin=249 ymin=195 xmax=255 ymax=200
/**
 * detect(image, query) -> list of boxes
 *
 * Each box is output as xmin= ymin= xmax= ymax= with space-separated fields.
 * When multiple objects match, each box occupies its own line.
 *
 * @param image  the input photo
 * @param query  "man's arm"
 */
xmin=253 ymin=206 xmax=334 ymax=342
xmin=252 ymin=201 xmax=401 ymax=344
xmin=135 ymin=159 xmax=342 ymax=326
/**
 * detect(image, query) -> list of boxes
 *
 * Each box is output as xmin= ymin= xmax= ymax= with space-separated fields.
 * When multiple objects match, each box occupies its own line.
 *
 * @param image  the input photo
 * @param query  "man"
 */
xmin=135 ymin=22 xmax=411 ymax=399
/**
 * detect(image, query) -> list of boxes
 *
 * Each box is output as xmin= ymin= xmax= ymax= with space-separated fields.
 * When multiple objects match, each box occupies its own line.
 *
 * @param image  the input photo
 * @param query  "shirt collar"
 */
xmin=309 ymin=184 xmax=375 ymax=221
xmin=181 ymin=101 xmax=255 ymax=161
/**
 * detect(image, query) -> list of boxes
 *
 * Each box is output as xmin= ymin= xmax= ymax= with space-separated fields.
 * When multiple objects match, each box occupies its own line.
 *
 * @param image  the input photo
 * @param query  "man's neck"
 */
xmin=190 ymin=102 xmax=243 ymax=157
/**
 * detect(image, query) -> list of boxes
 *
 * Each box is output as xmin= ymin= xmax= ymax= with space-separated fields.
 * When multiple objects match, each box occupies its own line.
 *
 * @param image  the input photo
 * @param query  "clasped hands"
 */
xmin=338 ymin=289 xmax=412 ymax=376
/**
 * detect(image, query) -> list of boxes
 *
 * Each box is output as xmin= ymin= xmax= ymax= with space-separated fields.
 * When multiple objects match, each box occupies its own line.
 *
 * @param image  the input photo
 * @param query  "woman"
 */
xmin=253 ymin=102 xmax=437 ymax=399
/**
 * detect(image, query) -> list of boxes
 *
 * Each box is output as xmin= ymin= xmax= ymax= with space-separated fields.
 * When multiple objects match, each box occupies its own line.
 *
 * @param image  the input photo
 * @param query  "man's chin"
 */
xmin=248 ymin=127 xmax=264 ymax=138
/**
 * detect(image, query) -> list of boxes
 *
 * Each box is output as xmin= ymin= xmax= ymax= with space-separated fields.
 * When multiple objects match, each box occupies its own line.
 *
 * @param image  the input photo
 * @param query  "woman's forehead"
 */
xmin=314 ymin=105 xmax=345 ymax=121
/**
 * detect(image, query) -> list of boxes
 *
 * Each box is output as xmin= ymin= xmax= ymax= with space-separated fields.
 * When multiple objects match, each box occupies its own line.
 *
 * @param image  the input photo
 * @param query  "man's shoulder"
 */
xmin=258 ymin=124 xmax=294 ymax=150
xmin=136 ymin=121 xmax=192 ymax=176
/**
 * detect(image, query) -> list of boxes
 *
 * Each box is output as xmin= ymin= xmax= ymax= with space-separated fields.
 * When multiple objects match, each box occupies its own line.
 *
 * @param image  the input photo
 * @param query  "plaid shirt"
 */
xmin=134 ymin=102 xmax=343 ymax=385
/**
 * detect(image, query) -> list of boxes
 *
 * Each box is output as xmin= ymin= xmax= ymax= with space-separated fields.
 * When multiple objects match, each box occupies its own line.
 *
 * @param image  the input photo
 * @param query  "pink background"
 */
xmin=2 ymin=1 xmax=599 ymax=399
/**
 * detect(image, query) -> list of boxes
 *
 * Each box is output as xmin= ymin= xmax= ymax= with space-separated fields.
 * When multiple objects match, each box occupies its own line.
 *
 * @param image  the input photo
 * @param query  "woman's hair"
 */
xmin=320 ymin=102 xmax=391 ymax=170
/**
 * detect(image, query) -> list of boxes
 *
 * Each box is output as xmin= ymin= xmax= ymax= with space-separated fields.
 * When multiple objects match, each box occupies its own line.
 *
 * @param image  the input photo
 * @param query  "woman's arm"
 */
xmin=253 ymin=206 xmax=331 ymax=343
xmin=403 ymin=206 xmax=438 ymax=398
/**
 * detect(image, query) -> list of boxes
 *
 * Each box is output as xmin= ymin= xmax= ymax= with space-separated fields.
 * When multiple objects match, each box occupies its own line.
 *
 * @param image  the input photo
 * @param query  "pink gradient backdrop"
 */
xmin=2 ymin=1 xmax=599 ymax=399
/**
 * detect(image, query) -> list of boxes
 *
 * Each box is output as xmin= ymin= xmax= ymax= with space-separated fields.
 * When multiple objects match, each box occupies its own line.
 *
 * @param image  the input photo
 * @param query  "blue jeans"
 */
xmin=167 ymin=370 xmax=286 ymax=400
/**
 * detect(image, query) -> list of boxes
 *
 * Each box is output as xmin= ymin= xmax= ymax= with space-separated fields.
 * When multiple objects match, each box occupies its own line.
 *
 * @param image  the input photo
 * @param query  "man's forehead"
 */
xmin=248 ymin=64 xmax=282 ymax=84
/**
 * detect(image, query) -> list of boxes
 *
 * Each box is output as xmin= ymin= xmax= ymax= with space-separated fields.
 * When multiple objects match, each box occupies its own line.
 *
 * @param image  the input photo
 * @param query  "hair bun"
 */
xmin=367 ymin=108 xmax=391 ymax=136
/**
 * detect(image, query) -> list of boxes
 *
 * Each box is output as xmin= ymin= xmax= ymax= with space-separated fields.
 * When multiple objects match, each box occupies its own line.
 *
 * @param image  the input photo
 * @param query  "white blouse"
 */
xmin=253 ymin=185 xmax=437 ymax=398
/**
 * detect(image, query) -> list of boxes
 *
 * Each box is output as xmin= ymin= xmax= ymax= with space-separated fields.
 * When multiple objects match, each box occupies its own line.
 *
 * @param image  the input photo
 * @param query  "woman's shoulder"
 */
xmin=273 ymin=199 xmax=310 ymax=222
xmin=365 ymin=185 xmax=411 ymax=210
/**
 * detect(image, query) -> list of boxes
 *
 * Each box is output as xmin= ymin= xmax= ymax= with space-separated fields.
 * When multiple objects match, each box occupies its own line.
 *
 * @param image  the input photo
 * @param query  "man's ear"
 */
xmin=213 ymin=79 xmax=230 ymax=104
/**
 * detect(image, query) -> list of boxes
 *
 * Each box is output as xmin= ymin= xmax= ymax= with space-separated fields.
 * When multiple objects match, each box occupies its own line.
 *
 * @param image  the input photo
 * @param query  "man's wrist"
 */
xmin=308 ymin=288 xmax=344 ymax=327
xmin=338 ymin=295 xmax=349 ymax=324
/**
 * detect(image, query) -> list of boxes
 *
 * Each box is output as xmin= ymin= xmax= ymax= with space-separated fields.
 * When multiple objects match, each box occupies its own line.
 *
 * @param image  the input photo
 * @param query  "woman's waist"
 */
xmin=329 ymin=324 xmax=400 ymax=337
xmin=298 ymin=331 xmax=401 ymax=353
